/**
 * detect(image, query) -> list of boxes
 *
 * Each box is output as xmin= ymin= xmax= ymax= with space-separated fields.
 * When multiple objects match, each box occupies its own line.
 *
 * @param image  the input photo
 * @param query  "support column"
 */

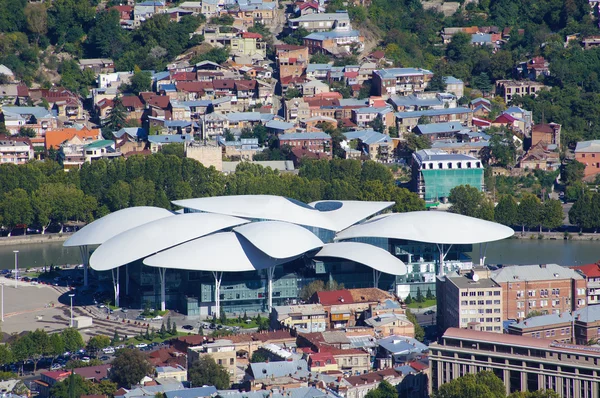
xmin=126 ymin=264 xmax=129 ymax=296
xmin=79 ymin=245 xmax=89 ymax=287
xmin=159 ymin=268 xmax=167 ymax=312
xmin=212 ymin=271 xmax=223 ymax=317
xmin=373 ymin=269 xmax=381 ymax=288
xmin=111 ymin=267 xmax=120 ymax=308
xmin=436 ymin=243 xmax=453 ymax=276
xmin=266 ymin=268 xmax=275 ymax=311
xmin=479 ymin=242 xmax=488 ymax=266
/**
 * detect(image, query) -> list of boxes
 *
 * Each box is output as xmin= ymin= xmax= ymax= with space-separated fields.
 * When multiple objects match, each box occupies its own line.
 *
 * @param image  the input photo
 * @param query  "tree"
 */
xmin=250 ymin=351 xmax=268 ymax=363
xmin=104 ymin=95 xmax=126 ymax=134
xmin=86 ymin=335 xmax=111 ymax=357
xmin=542 ymin=199 xmax=563 ymax=231
xmin=426 ymin=287 xmax=434 ymax=300
xmin=448 ymin=185 xmax=494 ymax=220
xmin=433 ymin=370 xmax=505 ymax=398
xmin=365 ymin=380 xmax=398 ymax=398
xmin=404 ymin=295 xmax=412 ymax=305
xmin=28 ymin=329 xmax=51 ymax=371
xmin=488 ymin=132 xmax=517 ymax=168
xmin=110 ymin=348 xmax=153 ymax=389
xmin=48 ymin=333 xmax=65 ymax=367
xmin=61 ymin=328 xmax=84 ymax=353
xmin=494 ymin=195 xmax=518 ymax=226
xmin=416 ymin=287 xmax=424 ymax=303
xmin=472 ymin=72 xmax=492 ymax=94
xmin=508 ymin=390 xmax=560 ymax=398
xmin=427 ymin=74 xmax=447 ymax=92
xmin=18 ymin=126 xmax=36 ymax=137
xmin=517 ymin=193 xmax=542 ymax=233
xmin=127 ymin=67 xmax=152 ymax=95
xmin=284 ymin=88 xmax=301 ymax=100
xmin=0 ymin=188 xmax=33 ymax=236
xmin=404 ymin=133 xmax=431 ymax=152
xmin=405 ymin=309 xmax=424 ymax=342
xmin=525 ymin=310 xmax=545 ymax=319
xmin=25 ymin=2 xmax=48 ymax=45
xmin=187 ymin=356 xmax=230 ymax=389
xmin=105 ymin=180 xmax=130 ymax=211
xmin=111 ymin=330 xmax=120 ymax=346
xmin=50 ymin=373 xmax=115 ymax=398
xmin=310 ymin=53 xmax=331 ymax=64
xmin=563 ymin=160 xmax=585 ymax=186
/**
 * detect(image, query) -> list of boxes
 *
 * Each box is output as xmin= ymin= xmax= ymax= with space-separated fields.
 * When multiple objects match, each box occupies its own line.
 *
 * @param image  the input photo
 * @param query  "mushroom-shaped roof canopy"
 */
xmin=88 ymin=213 xmax=249 ymax=271
xmin=335 ymin=211 xmax=514 ymax=245
xmin=315 ymin=242 xmax=407 ymax=276
xmin=308 ymin=200 xmax=394 ymax=231
xmin=64 ymin=206 xmax=173 ymax=247
xmin=233 ymin=221 xmax=323 ymax=259
xmin=143 ymin=232 xmax=299 ymax=272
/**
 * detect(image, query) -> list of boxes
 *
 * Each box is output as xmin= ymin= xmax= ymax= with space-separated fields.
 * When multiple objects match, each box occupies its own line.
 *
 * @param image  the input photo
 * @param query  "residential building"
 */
xmin=507 ymin=312 xmax=574 ymax=343
xmin=204 ymin=29 xmax=267 ymax=59
xmin=3 ymin=106 xmax=57 ymax=138
xmin=444 ymin=76 xmax=464 ymax=98
xmin=364 ymin=313 xmax=415 ymax=338
xmin=395 ymin=108 xmax=473 ymax=134
xmin=496 ymin=80 xmax=548 ymax=102
xmin=531 ymin=123 xmax=561 ymax=149
xmin=73 ymin=364 xmax=112 ymax=383
xmin=303 ymin=30 xmax=365 ymax=56
xmin=78 ymin=59 xmax=115 ymax=74
xmin=302 ymin=79 xmax=330 ymax=96
xmin=30 ymin=87 xmax=84 ymax=121
xmin=155 ymin=365 xmax=187 ymax=382
xmin=575 ymin=140 xmax=600 ymax=178
xmin=572 ymin=262 xmax=600 ymax=305
xmin=278 ymin=132 xmax=332 ymax=158
xmin=376 ymin=336 xmax=428 ymax=366
xmin=220 ymin=387 xmax=334 ymax=398
xmin=231 ymin=1 xmax=276 ymax=26
xmin=411 ymin=149 xmax=484 ymax=203
xmin=389 ymin=93 xmax=448 ymax=112
xmin=178 ymin=2 xmax=203 ymax=14
xmin=582 ymin=35 xmax=600 ymax=49
xmin=431 ymin=139 xmax=489 ymax=158
xmin=148 ymin=134 xmax=193 ymax=153
xmin=287 ymin=12 xmax=351 ymax=32
xmin=275 ymin=44 xmax=309 ymax=78
xmin=519 ymin=142 xmax=560 ymax=171
xmin=517 ymin=56 xmax=550 ymax=80
xmin=338 ymin=366 xmax=428 ymax=398
xmin=351 ymin=106 xmax=395 ymax=130
xmin=343 ymin=129 xmax=393 ymax=162
xmin=34 ymin=371 xmax=72 ymax=398
xmin=245 ymin=359 xmax=309 ymax=390
xmin=573 ymin=305 xmax=600 ymax=345
xmin=44 ymin=127 xmax=102 ymax=151
xmin=84 ymin=140 xmax=121 ymax=163
xmin=413 ymin=122 xmax=470 ymax=141
xmin=429 ymin=327 xmax=600 ymax=396
xmin=490 ymin=263 xmax=587 ymax=321
xmin=203 ymin=112 xmax=229 ymax=137
xmin=165 ymin=386 xmax=217 ymax=398
xmin=308 ymin=352 xmax=338 ymax=372
xmin=187 ymin=340 xmax=237 ymax=383
xmin=271 ymin=304 xmax=327 ymax=333
xmin=436 ymin=272 xmax=503 ymax=334
xmin=372 ymin=68 xmax=434 ymax=97
xmin=0 ymin=137 xmax=33 ymax=165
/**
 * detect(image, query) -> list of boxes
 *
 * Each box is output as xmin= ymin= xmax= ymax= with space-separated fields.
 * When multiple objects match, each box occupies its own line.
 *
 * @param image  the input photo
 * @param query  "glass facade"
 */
xmin=421 ymin=168 xmax=484 ymax=202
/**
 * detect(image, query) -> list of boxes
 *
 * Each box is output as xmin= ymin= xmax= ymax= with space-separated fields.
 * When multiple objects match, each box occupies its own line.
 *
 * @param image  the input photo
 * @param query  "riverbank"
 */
xmin=512 ymin=231 xmax=600 ymax=241
xmin=0 ymin=233 xmax=73 ymax=247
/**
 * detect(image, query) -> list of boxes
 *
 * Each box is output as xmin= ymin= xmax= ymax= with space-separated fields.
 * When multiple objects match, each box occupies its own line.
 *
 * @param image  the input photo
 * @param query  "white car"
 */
xmin=102 ymin=347 xmax=115 ymax=354
xmin=135 ymin=343 xmax=148 ymax=349
xmin=51 ymin=363 xmax=62 ymax=370
xmin=81 ymin=357 xmax=90 ymax=363
xmin=152 ymin=315 xmax=163 ymax=321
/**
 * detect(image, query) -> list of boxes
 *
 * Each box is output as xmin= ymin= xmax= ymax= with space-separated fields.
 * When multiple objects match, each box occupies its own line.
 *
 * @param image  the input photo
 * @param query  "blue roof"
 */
xmin=510 ymin=312 xmax=573 ymax=330
xmin=249 ymin=359 xmax=308 ymax=380
xmin=219 ymin=386 xmax=334 ymax=398
xmin=395 ymin=107 xmax=472 ymax=118
xmin=181 ymin=100 xmax=212 ymax=107
xmin=164 ymin=120 xmax=199 ymax=128
xmin=4 ymin=106 xmax=54 ymax=119
xmin=415 ymin=122 xmax=465 ymax=135
xmin=343 ymin=129 xmax=390 ymax=145
xmin=431 ymin=140 xmax=489 ymax=149
xmin=304 ymin=29 xmax=361 ymax=41
xmin=389 ymin=94 xmax=442 ymax=108
xmin=153 ymin=71 xmax=171 ymax=81
xmin=354 ymin=106 xmax=392 ymax=115
xmin=574 ymin=304 xmax=600 ymax=323
xmin=164 ymin=386 xmax=217 ymax=398
xmin=306 ymin=64 xmax=332 ymax=73
xmin=395 ymin=365 xmax=417 ymax=375
xmin=471 ymin=97 xmax=490 ymax=105
xmin=375 ymin=68 xmax=433 ymax=79
xmin=279 ymin=132 xmax=330 ymax=140
xmin=161 ymin=84 xmax=177 ymax=92
xmin=471 ymin=33 xmax=492 ymax=43
xmin=266 ymin=119 xmax=295 ymax=130
xmin=505 ymin=106 xmax=529 ymax=114
xmin=148 ymin=134 xmax=193 ymax=144
xmin=137 ymin=1 xmax=165 ymax=5
xmin=378 ymin=335 xmax=428 ymax=354
xmin=114 ymin=127 xmax=147 ymax=139
xmin=338 ymin=98 xmax=368 ymax=107
xmin=444 ymin=76 xmax=463 ymax=84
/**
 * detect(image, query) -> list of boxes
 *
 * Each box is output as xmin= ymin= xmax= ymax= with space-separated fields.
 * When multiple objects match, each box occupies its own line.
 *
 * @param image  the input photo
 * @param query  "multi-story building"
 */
xmin=574 ymin=140 xmax=600 ymax=179
xmin=3 ymin=106 xmax=57 ymax=140
xmin=490 ymin=263 xmax=587 ymax=321
xmin=278 ymin=132 xmax=332 ymax=158
xmin=436 ymin=272 xmax=503 ymax=334
xmin=187 ymin=340 xmax=237 ymax=383
xmin=572 ymin=262 xmax=600 ymax=305
xmin=411 ymin=149 xmax=484 ymax=203
xmin=495 ymin=79 xmax=548 ymax=102
xmin=531 ymin=123 xmax=561 ymax=149
xmin=287 ymin=12 xmax=351 ymax=32
xmin=78 ymin=58 xmax=115 ymax=74
xmin=272 ymin=304 xmax=327 ymax=333
xmin=275 ymin=44 xmax=309 ymax=78
xmin=343 ymin=129 xmax=393 ymax=163
xmin=203 ymin=28 xmax=267 ymax=58
xmin=372 ymin=68 xmax=434 ymax=97
xmin=429 ymin=327 xmax=600 ymax=397
xmin=507 ymin=312 xmax=574 ymax=343
xmin=377 ymin=336 xmax=428 ymax=366
xmin=395 ymin=107 xmax=473 ymax=134
xmin=303 ymin=30 xmax=365 ymax=55
xmin=0 ymin=137 xmax=33 ymax=165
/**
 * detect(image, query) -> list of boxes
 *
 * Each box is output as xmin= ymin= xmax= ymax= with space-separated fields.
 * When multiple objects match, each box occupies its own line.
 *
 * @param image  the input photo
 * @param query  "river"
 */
xmin=0 ymin=238 xmax=598 ymax=271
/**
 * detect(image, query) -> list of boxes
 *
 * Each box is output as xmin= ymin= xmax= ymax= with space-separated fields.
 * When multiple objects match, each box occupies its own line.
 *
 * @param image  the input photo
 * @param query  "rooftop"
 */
xmin=571 ymin=262 xmax=600 ymax=278
xmin=375 ymin=68 xmax=433 ymax=79
xmin=378 ymin=335 xmax=428 ymax=354
xmin=279 ymin=132 xmax=331 ymax=140
xmin=289 ymin=12 xmax=349 ymax=22
xmin=395 ymin=107 xmax=472 ymax=119
xmin=415 ymin=122 xmax=466 ymax=135
xmin=491 ymin=264 xmax=583 ymax=283
xmin=315 ymin=290 xmax=354 ymax=306
xmin=575 ymin=140 xmax=600 ymax=153
xmin=414 ymin=148 xmax=480 ymax=163
xmin=510 ymin=312 xmax=573 ymax=331
xmin=304 ymin=30 xmax=361 ymax=40
xmin=249 ymin=359 xmax=308 ymax=380
xmin=343 ymin=129 xmax=390 ymax=145
xmin=447 ymin=275 xmax=500 ymax=289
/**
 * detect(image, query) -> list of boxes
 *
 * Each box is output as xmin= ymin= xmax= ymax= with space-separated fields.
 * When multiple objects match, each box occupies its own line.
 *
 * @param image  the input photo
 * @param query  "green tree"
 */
xmin=405 ymin=309 xmax=424 ymax=342
xmin=426 ymin=287 xmax=434 ymax=300
xmin=111 ymin=330 xmax=120 ymax=346
xmin=28 ymin=329 xmax=51 ymax=371
xmin=284 ymin=87 xmax=301 ymax=100
xmin=127 ymin=67 xmax=152 ymax=95
xmin=433 ymin=370 xmax=505 ymax=398
xmin=517 ymin=193 xmax=542 ymax=233
xmin=310 ymin=53 xmax=331 ymax=64
xmin=18 ymin=126 xmax=37 ymax=137
xmin=427 ymin=74 xmax=447 ymax=92
xmin=0 ymin=345 xmax=13 ymax=366
xmin=494 ymin=195 xmax=518 ymax=226
xmin=525 ymin=310 xmax=545 ymax=319
xmin=508 ymin=390 xmax=561 ymax=398
xmin=404 ymin=133 xmax=431 ymax=152
xmin=365 ymin=380 xmax=398 ymax=398
xmin=448 ymin=185 xmax=494 ymax=220
xmin=472 ymin=72 xmax=492 ymax=94
xmin=487 ymin=132 xmax=516 ymax=168
xmin=48 ymin=333 xmax=65 ymax=367
xmin=0 ymin=188 xmax=34 ymax=236
xmin=105 ymin=180 xmax=131 ymax=211
xmin=250 ymin=351 xmax=268 ymax=363
xmin=86 ymin=335 xmax=111 ymax=357
xmin=563 ymin=160 xmax=585 ymax=185
xmin=188 ymin=356 xmax=231 ymax=389
xmin=61 ymin=328 xmax=84 ymax=353
xmin=569 ymin=192 xmax=593 ymax=232
xmin=541 ymin=199 xmax=563 ymax=231
xmin=110 ymin=348 xmax=153 ymax=389
xmin=104 ymin=95 xmax=126 ymax=134
xmin=416 ymin=287 xmax=424 ymax=302
xmin=24 ymin=2 xmax=48 ymax=45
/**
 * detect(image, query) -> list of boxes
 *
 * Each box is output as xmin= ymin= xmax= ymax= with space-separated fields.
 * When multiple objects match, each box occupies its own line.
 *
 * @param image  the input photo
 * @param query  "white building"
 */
xmin=0 ymin=138 xmax=33 ymax=165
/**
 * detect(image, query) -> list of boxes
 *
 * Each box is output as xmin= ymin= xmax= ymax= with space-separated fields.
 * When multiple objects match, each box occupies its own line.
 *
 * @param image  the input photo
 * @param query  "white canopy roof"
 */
xmin=233 ymin=221 xmax=323 ymax=259
xmin=172 ymin=195 xmax=391 ymax=232
xmin=88 ymin=213 xmax=249 ymax=271
xmin=335 ymin=211 xmax=514 ymax=244
xmin=315 ymin=242 xmax=407 ymax=276
xmin=64 ymin=207 xmax=173 ymax=247
xmin=143 ymin=232 xmax=295 ymax=272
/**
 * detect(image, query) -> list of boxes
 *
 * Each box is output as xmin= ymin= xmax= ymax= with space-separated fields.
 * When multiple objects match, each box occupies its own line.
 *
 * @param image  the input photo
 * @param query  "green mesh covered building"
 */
xmin=412 ymin=149 xmax=484 ymax=203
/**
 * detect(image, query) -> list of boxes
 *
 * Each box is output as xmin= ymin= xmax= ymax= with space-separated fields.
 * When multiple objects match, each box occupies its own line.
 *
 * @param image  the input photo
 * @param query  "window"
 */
xmin=517 ymin=301 xmax=524 ymax=309
xmin=478 ymin=300 xmax=484 ymax=305
xmin=469 ymin=292 xmax=476 ymax=296
xmin=478 ymin=291 xmax=485 ymax=296
xmin=540 ymin=300 xmax=548 ymax=307
xmin=494 ymin=300 xmax=501 ymax=305
xmin=494 ymin=309 xmax=501 ymax=313
xmin=494 ymin=291 xmax=501 ymax=296
xmin=529 ymin=300 xmax=536 ymax=307
xmin=469 ymin=300 xmax=476 ymax=305
xmin=461 ymin=292 xmax=468 ymax=297
xmin=461 ymin=300 xmax=468 ymax=305
xmin=528 ymin=290 xmax=536 ymax=297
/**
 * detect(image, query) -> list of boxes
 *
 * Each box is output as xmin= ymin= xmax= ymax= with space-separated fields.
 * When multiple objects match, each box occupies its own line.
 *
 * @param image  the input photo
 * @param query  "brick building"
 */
xmin=372 ymin=68 xmax=434 ymax=97
xmin=574 ymin=140 xmax=600 ymax=179
xmin=531 ymin=122 xmax=561 ymax=149
xmin=490 ymin=264 xmax=587 ymax=321
xmin=278 ymin=132 xmax=332 ymax=158
xmin=275 ymin=45 xmax=309 ymax=78
xmin=572 ymin=262 xmax=600 ymax=305
xmin=507 ymin=312 xmax=574 ymax=343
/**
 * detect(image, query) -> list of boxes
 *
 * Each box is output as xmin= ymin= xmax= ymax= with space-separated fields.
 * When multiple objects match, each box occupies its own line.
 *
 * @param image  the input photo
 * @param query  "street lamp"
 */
xmin=12 ymin=250 xmax=18 ymax=289
xmin=69 ymin=294 xmax=75 ymax=327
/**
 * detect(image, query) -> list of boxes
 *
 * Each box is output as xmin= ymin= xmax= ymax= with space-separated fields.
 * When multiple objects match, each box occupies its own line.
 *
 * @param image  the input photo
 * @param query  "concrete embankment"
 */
xmin=513 ymin=231 xmax=600 ymax=241
xmin=0 ymin=233 xmax=73 ymax=246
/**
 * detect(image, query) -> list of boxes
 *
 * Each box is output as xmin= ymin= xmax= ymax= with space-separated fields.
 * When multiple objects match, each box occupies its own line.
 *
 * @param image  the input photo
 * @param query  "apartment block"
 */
xmin=437 ymin=273 xmax=503 ymax=333
xmin=490 ymin=264 xmax=587 ymax=321
xmin=372 ymin=68 xmax=434 ymax=97
xmin=275 ymin=45 xmax=309 ymax=78
xmin=272 ymin=304 xmax=327 ymax=333
xmin=278 ymin=132 xmax=332 ymax=158
xmin=574 ymin=140 xmax=600 ymax=179
xmin=507 ymin=312 xmax=574 ymax=343
xmin=0 ymin=137 xmax=33 ymax=165
xmin=287 ymin=12 xmax=351 ymax=32
xmin=572 ymin=262 xmax=600 ymax=305
xmin=187 ymin=340 xmax=237 ymax=383
xmin=429 ymin=328 xmax=600 ymax=397
xmin=495 ymin=79 xmax=548 ymax=102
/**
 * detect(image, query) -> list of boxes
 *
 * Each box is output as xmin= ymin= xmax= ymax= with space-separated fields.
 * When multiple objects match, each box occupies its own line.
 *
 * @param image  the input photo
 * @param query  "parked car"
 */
xmin=182 ymin=325 xmax=194 ymax=330
xmin=135 ymin=343 xmax=148 ymax=349
xmin=81 ymin=357 xmax=90 ymax=363
xmin=424 ymin=310 xmax=435 ymax=315
xmin=99 ymin=356 xmax=110 ymax=361
xmin=102 ymin=347 xmax=115 ymax=354
xmin=51 ymin=363 xmax=62 ymax=371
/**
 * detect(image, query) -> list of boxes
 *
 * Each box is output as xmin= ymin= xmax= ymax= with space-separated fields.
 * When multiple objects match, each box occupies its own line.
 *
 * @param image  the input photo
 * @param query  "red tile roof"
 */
xmin=314 ymin=290 xmax=354 ymax=306
xmin=309 ymin=352 xmax=336 ymax=366
xmin=299 ymin=2 xmax=319 ymax=10
xmin=242 ymin=32 xmax=262 ymax=39
xmin=121 ymin=95 xmax=144 ymax=109
xmin=493 ymin=113 xmax=517 ymax=124
xmin=74 ymin=365 xmax=111 ymax=382
xmin=409 ymin=361 xmax=428 ymax=371
xmin=41 ymin=370 xmax=72 ymax=382
xmin=172 ymin=72 xmax=197 ymax=81
xmin=145 ymin=95 xmax=170 ymax=109
xmin=571 ymin=263 xmax=600 ymax=278
xmin=344 ymin=368 xmax=402 ymax=386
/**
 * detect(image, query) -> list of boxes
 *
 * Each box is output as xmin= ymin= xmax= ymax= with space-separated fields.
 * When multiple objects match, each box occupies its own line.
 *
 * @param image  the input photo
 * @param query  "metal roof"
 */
xmin=395 ymin=107 xmax=472 ymax=119
xmin=304 ymin=30 xmax=361 ymax=40
xmin=377 ymin=335 xmax=428 ymax=354
xmin=375 ymin=68 xmax=433 ymax=79
xmin=249 ymin=359 xmax=308 ymax=380
xmin=279 ymin=132 xmax=331 ymax=140
xmin=415 ymin=122 xmax=466 ymax=135
xmin=510 ymin=312 xmax=573 ymax=330
xmin=575 ymin=140 xmax=600 ymax=153
xmin=491 ymin=264 xmax=583 ymax=283
xmin=315 ymin=242 xmax=407 ymax=276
